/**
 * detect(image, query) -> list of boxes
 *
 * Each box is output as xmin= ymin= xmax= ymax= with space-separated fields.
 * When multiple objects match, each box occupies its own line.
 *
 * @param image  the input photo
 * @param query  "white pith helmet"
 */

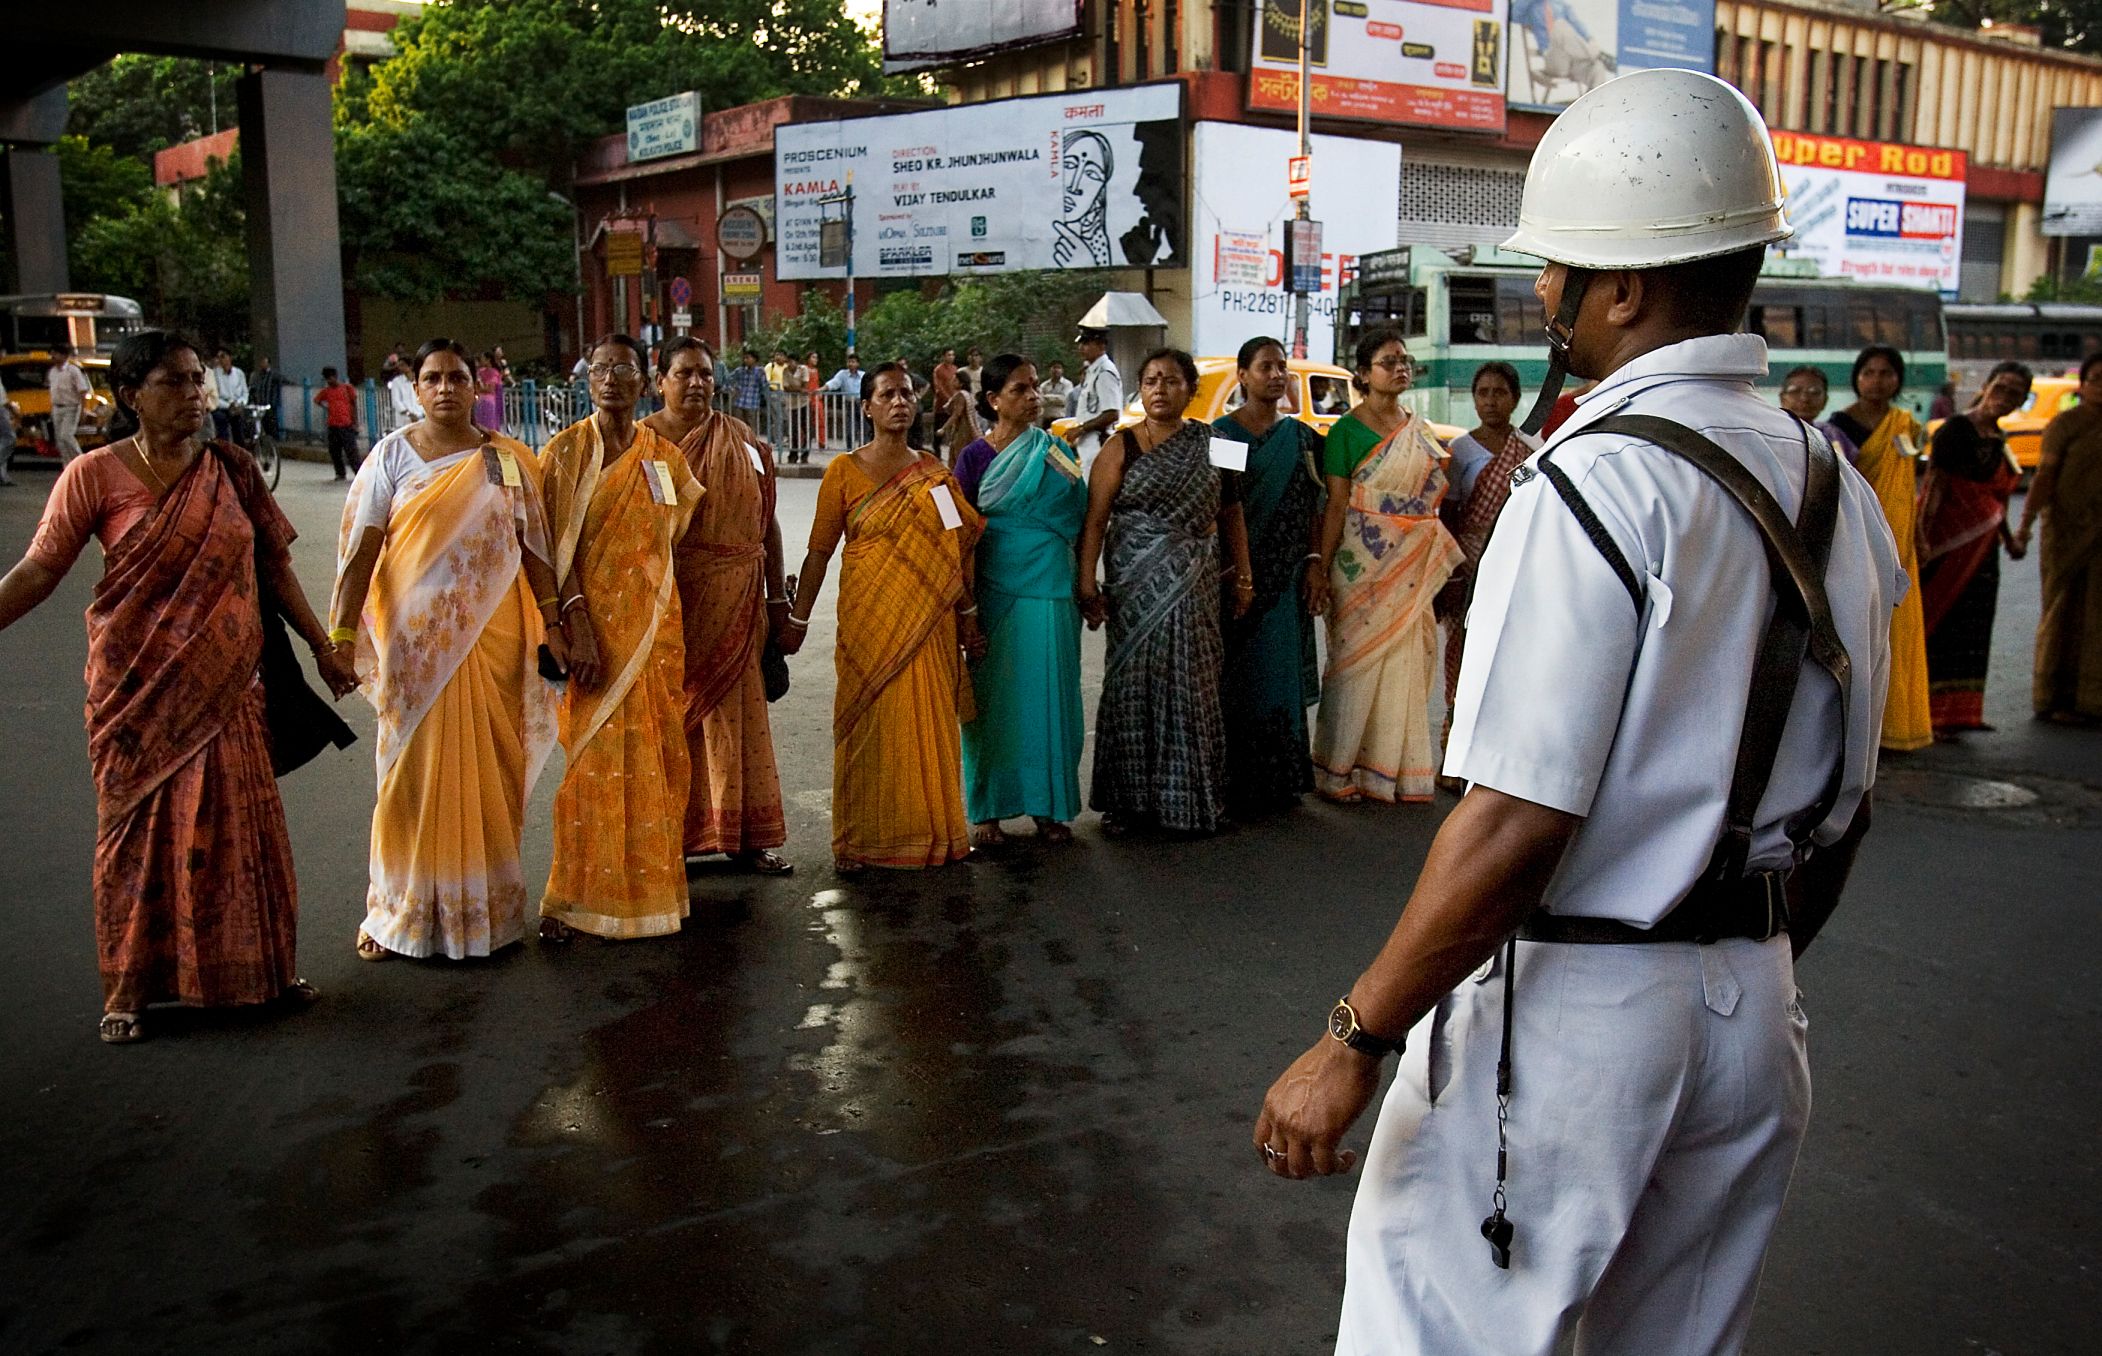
xmin=1502 ymin=68 xmax=1793 ymax=270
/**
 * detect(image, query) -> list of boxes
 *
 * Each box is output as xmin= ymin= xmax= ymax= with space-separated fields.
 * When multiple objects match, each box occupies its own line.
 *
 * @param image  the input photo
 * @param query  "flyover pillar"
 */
xmin=237 ymin=67 xmax=346 ymax=390
xmin=1 ymin=147 xmax=71 ymax=294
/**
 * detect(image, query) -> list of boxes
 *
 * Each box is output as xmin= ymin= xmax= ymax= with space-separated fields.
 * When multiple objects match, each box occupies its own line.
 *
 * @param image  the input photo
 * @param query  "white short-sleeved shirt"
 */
xmin=1443 ymin=334 xmax=1902 ymax=926
xmin=1072 ymin=355 xmax=1124 ymax=467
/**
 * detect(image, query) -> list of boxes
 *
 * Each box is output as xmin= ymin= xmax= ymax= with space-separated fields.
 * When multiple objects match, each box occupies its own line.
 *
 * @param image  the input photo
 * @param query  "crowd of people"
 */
xmin=0 ymin=307 xmax=2096 ymax=1043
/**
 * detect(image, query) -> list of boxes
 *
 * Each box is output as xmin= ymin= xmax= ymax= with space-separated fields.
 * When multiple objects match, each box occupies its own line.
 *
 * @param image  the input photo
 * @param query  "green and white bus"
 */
xmin=1336 ymin=247 xmax=1948 ymax=426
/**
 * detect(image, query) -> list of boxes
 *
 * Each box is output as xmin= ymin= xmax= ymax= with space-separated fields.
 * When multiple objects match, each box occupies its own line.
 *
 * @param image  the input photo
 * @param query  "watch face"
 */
xmin=1329 ymin=1003 xmax=1353 ymax=1042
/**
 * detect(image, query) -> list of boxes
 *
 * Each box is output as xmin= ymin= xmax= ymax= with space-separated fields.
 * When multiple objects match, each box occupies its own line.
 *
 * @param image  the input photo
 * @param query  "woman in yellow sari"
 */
xmin=331 ymin=339 xmax=564 ymax=961
xmin=537 ymin=336 xmax=701 ymax=940
xmin=781 ymin=363 xmax=986 ymax=873
xmin=1828 ymin=344 xmax=1932 ymax=751
xmin=1311 ymin=330 xmax=1462 ymax=804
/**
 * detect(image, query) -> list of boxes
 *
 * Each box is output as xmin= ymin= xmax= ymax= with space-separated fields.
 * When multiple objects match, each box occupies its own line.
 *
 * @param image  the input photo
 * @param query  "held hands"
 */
xmin=1302 ymin=564 xmax=1331 ymax=617
xmin=960 ymin=613 xmax=990 ymax=663
xmin=543 ymin=624 xmax=573 ymax=677
xmin=317 ymin=642 xmax=361 ymax=698
xmin=2008 ymin=524 xmax=2031 ymax=561
xmin=1253 ymin=1037 xmax=1383 ymax=1180
xmin=563 ymin=613 xmax=604 ymax=691
xmin=1078 ymin=588 xmax=1108 ymax=631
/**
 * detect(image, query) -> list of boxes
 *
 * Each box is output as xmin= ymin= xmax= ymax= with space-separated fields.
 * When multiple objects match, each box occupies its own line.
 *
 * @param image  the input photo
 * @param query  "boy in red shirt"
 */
xmin=314 ymin=367 xmax=361 ymax=480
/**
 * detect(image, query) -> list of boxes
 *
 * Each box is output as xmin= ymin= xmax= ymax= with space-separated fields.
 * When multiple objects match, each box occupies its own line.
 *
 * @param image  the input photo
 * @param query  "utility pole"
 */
xmin=819 ymin=174 xmax=857 ymax=356
xmin=845 ymin=172 xmax=857 ymax=356
xmin=1291 ymin=0 xmax=1313 ymax=359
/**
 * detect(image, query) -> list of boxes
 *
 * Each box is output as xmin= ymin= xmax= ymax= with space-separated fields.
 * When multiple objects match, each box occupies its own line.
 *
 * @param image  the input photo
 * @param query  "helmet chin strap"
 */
xmin=1520 ymin=268 xmax=1593 ymax=436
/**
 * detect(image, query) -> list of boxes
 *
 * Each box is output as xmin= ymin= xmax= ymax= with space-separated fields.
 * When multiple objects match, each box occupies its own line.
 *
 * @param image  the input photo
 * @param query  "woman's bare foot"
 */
xmin=1033 ymin=818 xmax=1074 ymax=845
xmin=735 ymin=849 xmax=795 ymax=875
xmin=970 ymin=821 xmax=1008 ymax=849
xmin=355 ymin=931 xmax=391 ymax=962
xmin=834 ymin=856 xmax=868 ymax=876
xmin=98 ymin=1011 xmax=144 ymax=1044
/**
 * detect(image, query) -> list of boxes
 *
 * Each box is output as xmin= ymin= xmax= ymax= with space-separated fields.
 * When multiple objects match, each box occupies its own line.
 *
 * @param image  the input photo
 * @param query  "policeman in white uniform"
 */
xmin=1068 ymin=326 xmax=1124 ymax=472
xmin=1254 ymin=70 xmax=1903 ymax=1356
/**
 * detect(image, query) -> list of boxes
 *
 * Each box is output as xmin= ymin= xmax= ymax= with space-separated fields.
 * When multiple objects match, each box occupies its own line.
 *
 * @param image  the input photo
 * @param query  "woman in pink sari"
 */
xmin=0 ymin=331 xmax=355 ymax=1042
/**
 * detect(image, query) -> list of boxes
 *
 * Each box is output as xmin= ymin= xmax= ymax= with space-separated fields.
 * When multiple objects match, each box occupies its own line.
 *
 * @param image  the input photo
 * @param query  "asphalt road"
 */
xmin=0 ymin=456 xmax=2095 ymax=1355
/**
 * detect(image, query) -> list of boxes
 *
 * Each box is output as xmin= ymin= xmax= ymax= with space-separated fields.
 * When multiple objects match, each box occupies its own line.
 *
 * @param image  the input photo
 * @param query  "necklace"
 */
xmin=128 ymin=436 xmax=175 ymax=494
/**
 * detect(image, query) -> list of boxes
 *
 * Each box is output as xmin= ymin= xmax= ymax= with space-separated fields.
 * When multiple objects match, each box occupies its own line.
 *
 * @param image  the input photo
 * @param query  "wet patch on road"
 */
xmin=1877 ymin=768 xmax=2102 ymax=828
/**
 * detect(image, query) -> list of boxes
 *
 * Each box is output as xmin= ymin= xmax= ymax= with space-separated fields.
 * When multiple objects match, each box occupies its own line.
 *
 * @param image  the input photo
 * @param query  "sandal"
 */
xmin=833 ymin=856 xmax=868 ymax=877
xmin=354 ymin=931 xmax=391 ymax=962
xmin=277 ymin=978 xmax=321 ymax=1008
xmin=538 ymin=916 xmax=576 ymax=943
xmin=735 ymin=849 xmax=795 ymax=876
xmin=970 ymin=822 xmax=1008 ymax=849
xmin=98 ymin=1011 xmax=145 ymax=1044
xmin=1034 ymin=818 xmax=1074 ymax=846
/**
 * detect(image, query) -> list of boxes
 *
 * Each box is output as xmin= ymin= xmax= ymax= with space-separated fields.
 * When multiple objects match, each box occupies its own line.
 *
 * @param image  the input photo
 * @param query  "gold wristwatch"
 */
xmin=1329 ymin=996 xmax=1402 ymax=1059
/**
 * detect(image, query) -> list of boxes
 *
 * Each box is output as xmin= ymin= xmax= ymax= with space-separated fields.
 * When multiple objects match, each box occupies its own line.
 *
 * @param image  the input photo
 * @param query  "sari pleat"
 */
xmin=673 ymin=411 xmax=787 ymax=854
xmin=2035 ymin=404 xmax=2102 ymax=720
xmin=1848 ymin=408 xmax=1933 ymax=750
xmin=346 ymin=434 xmax=558 ymax=959
xmin=1919 ymin=419 xmax=2020 ymax=732
xmin=820 ymin=454 xmax=983 ymax=866
xmin=539 ymin=420 xmax=699 ymax=937
xmin=1090 ymin=420 xmax=1230 ymax=832
xmin=962 ymin=428 xmax=1088 ymax=824
xmin=84 ymin=452 xmax=298 ymax=1008
xmin=1212 ymin=415 xmax=1323 ymax=814
xmin=1313 ymin=414 xmax=1462 ymax=803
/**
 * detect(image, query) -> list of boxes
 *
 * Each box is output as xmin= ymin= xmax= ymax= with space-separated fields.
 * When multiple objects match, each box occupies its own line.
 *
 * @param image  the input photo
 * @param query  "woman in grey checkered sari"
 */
xmin=1075 ymin=349 xmax=1255 ymax=834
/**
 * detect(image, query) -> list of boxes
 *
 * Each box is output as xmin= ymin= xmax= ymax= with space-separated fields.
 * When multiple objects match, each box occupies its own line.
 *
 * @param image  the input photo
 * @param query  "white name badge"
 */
xmin=1208 ymin=436 xmax=1249 ymax=472
xmin=1895 ymin=433 xmax=1919 ymax=459
xmin=644 ymin=459 xmax=677 ymax=507
xmin=929 ymin=482 xmax=964 ymax=530
xmin=745 ymin=441 xmax=767 ymax=474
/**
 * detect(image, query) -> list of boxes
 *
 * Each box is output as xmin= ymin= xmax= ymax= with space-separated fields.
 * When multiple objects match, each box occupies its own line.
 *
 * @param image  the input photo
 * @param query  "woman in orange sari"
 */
xmin=1311 ymin=330 xmax=1463 ymax=804
xmin=331 ymin=339 xmax=565 ymax=961
xmin=781 ymin=363 xmax=986 ymax=873
xmin=642 ymin=337 xmax=792 ymax=874
xmin=0 ymin=330 xmax=355 ymax=1042
xmin=537 ymin=336 xmax=700 ymax=940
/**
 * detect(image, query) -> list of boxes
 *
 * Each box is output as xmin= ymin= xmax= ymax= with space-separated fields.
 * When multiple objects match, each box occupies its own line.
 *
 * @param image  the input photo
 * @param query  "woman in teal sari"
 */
xmin=953 ymin=354 xmax=1090 ymax=846
xmin=1211 ymin=336 xmax=1327 ymax=816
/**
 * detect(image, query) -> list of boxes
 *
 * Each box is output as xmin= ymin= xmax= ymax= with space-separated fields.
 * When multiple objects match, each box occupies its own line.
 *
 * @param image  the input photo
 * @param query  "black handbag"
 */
xmin=761 ymin=635 xmax=791 ymax=702
xmin=210 ymin=442 xmax=357 ymax=776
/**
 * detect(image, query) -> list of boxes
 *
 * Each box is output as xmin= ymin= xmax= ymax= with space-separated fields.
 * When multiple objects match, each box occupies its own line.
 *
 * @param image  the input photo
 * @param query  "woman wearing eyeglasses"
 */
xmin=536 ymin=336 xmax=701 ymax=940
xmin=1309 ymin=329 xmax=1462 ymax=805
xmin=330 ymin=338 xmax=565 ymax=962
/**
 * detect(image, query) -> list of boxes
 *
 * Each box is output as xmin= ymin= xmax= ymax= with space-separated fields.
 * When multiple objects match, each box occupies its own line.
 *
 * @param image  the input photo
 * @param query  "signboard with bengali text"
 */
xmin=626 ymin=91 xmax=700 ymax=162
xmin=1249 ymin=0 xmax=1508 ymax=133
xmin=1772 ymin=131 xmax=1967 ymax=298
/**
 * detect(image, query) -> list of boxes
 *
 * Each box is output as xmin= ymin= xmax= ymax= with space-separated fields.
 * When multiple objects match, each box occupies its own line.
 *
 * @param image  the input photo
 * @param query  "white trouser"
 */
xmin=52 ymin=404 xmax=84 ymax=462
xmin=1338 ymin=936 xmax=1810 ymax=1356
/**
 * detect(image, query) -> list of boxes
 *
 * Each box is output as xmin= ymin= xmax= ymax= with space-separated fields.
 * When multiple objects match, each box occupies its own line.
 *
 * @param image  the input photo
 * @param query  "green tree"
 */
xmin=65 ymin=55 xmax=242 ymax=159
xmin=55 ymin=134 xmax=154 ymax=239
xmin=1914 ymin=0 xmax=2102 ymax=55
xmin=73 ymin=154 xmax=250 ymax=350
xmin=335 ymin=0 xmax=912 ymax=302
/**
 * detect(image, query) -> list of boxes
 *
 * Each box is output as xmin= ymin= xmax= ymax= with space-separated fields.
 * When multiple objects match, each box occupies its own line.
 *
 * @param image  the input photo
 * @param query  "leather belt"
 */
xmin=1518 ymin=871 xmax=1791 ymax=945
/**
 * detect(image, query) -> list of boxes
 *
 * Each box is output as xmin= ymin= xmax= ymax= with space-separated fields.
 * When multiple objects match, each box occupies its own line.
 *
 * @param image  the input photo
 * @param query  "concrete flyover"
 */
xmin=0 ymin=1 xmax=349 ymax=389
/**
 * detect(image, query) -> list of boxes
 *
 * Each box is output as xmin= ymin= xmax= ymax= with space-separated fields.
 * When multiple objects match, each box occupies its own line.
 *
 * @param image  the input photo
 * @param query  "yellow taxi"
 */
xmin=1 ymin=352 xmax=116 ymax=458
xmin=1051 ymin=356 xmax=1361 ymax=445
xmin=1925 ymin=372 xmax=2082 ymax=474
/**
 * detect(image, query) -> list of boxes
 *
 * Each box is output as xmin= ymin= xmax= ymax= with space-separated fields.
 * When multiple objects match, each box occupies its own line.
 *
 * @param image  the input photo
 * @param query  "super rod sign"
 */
xmin=775 ymin=85 xmax=1186 ymax=281
xmin=1771 ymin=131 xmax=1967 ymax=298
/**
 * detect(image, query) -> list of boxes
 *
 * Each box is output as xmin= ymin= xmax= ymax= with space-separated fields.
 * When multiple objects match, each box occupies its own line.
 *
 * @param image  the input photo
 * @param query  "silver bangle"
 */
xmin=766 ymin=595 xmax=790 ymax=605
xmin=958 ymin=604 xmax=980 ymax=616
xmin=786 ymin=613 xmax=810 ymax=630
xmin=559 ymin=595 xmax=587 ymax=616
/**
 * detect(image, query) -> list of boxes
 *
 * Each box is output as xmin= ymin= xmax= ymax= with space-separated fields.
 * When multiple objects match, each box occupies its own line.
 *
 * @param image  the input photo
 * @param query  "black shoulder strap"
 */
xmin=1577 ymin=413 xmax=1850 ymax=874
xmin=1535 ymin=449 xmax=1644 ymax=614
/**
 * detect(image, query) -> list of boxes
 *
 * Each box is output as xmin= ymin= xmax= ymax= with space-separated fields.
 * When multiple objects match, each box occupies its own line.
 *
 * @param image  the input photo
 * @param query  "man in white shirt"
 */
xmin=1038 ymin=359 xmax=1075 ymax=429
xmin=387 ymin=361 xmax=423 ymax=431
xmin=1253 ymin=71 xmax=1901 ymax=1356
xmin=1068 ymin=328 xmax=1123 ymax=470
xmin=46 ymin=346 xmax=93 ymax=463
xmin=209 ymin=349 xmax=250 ymax=443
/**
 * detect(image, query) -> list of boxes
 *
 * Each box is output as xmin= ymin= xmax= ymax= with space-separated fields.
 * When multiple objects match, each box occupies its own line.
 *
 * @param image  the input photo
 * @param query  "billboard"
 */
xmin=1249 ymin=0 xmax=1508 ymax=132
xmin=626 ymin=91 xmax=699 ymax=163
xmin=1504 ymin=0 xmax=1716 ymax=111
xmin=1190 ymin=121 xmax=1403 ymax=359
xmin=882 ymin=0 xmax=1082 ymax=72
xmin=2043 ymin=107 xmax=2102 ymax=238
xmin=1771 ymin=131 xmax=1967 ymax=298
xmin=775 ymin=85 xmax=1185 ymax=281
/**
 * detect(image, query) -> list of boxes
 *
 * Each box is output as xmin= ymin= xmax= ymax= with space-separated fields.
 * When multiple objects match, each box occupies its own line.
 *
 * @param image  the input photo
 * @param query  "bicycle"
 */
xmin=232 ymin=403 xmax=281 ymax=491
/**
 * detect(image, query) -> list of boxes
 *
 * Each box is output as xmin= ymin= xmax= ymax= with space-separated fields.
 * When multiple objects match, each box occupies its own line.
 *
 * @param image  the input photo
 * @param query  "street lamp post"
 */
xmin=1291 ymin=0 xmax=1313 ymax=359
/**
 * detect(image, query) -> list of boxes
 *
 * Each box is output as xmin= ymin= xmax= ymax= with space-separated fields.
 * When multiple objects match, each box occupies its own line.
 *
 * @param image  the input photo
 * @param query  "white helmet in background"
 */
xmin=1503 ymin=68 xmax=1793 ymax=270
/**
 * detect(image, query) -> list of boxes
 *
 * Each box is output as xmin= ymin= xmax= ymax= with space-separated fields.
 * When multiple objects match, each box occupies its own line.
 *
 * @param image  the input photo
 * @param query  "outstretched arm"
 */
xmin=0 ymin=558 xmax=62 ymax=632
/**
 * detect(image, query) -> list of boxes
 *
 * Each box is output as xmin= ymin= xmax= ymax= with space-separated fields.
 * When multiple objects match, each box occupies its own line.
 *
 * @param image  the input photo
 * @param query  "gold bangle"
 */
xmin=328 ymin=626 xmax=356 ymax=645
xmin=535 ymin=594 xmax=558 ymax=609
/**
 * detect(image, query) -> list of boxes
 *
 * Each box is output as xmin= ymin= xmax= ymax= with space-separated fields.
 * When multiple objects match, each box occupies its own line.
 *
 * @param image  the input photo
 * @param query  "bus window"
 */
xmin=1847 ymin=301 xmax=1880 ymax=347
xmin=1448 ymin=275 xmax=1498 ymax=344
xmin=1495 ymin=276 xmax=1544 ymax=348
xmin=1749 ymin=303 xmax=1800 ymax=347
